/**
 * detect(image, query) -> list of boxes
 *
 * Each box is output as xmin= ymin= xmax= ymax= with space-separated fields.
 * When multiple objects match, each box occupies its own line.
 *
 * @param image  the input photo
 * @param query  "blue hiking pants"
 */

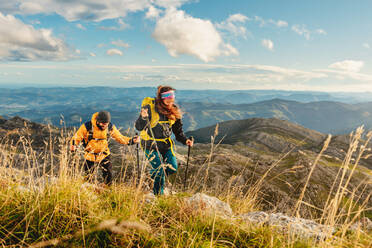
xmin=144 ymin=149 xmax=178 ymax=195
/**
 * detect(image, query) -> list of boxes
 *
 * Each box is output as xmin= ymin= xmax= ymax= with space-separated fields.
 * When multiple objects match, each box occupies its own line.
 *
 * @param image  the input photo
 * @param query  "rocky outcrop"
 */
xmin=350 ymin=217 xmax=372 ymax=232
xmin=184 ymin=193 xmax=370 ymax=240
xmin=238 ymin=212 xmax=334 ymax=240
xmin=185 ymin=193 xmax=233 ymax=217
xmin=0 ymin=116 xmax=61 ymax=151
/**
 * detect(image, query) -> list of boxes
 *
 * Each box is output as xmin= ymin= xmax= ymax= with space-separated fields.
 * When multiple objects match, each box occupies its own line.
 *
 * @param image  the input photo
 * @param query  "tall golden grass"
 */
xmin=0 ymin=124 xmax=371 ymax=247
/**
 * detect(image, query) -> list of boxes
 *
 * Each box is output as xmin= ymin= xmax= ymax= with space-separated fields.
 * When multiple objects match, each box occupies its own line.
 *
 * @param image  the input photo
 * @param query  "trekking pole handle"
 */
xmin=135 ymin=132 xmax=140 ymax=185
xmin=184 ymin=136 xmax=193 ymax=191
xmin=135 ymin=131 xmax=139 ymax=148
xmin=187 ymin=136 xmax=194 ymax=147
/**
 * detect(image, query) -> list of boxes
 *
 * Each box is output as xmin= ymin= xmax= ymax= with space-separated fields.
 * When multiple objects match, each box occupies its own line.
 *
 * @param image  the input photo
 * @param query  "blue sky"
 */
xmin=0 ymin=0 xmax=371 ymax=91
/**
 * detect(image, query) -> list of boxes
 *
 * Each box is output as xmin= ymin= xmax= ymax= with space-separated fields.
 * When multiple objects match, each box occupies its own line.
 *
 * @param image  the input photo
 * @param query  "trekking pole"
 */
xmin=183 ymin=136 xmax=194 ymax=191
xmin=135 ymin=132 xmax=140 ymax=186
xmin=145 ymin=117 xmax=164 ymax=165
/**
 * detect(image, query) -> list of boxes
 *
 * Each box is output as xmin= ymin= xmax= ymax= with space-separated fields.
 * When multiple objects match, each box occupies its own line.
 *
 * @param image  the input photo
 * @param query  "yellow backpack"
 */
xmin=140 ymin=97 xmax=176 ymax=140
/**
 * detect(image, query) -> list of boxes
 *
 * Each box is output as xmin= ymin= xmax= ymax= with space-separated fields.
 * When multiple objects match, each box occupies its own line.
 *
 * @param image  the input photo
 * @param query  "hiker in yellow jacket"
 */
xmin=135 ymin=85 xmax=193 ymax=195
xmin=70 ymin=111 xmax=139 ymax=185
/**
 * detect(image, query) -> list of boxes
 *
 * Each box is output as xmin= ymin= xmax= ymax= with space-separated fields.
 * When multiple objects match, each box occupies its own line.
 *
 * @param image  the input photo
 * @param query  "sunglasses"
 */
xmin=161 ymin=90 xmax=175 ymax=99
xmin=97 ymin=122 xmax=109 ymax=126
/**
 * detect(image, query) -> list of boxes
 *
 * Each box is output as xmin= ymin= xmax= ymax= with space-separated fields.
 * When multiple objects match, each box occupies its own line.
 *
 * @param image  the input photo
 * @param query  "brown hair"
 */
xmin=155 ymin=85 xmax=182 ymax=121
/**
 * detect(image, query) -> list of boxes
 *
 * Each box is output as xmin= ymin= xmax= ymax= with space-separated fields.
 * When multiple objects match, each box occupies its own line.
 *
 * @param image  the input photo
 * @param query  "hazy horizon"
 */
xmin=2 ymin=84 xmax=372 ymax=95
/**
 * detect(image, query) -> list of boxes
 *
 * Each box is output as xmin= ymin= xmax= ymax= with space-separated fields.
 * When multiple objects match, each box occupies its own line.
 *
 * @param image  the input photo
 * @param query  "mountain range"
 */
xmin=2 ymin=87 xmax=372 ymax=134
xmin=186 ymin=117 xmax=372 ymax=169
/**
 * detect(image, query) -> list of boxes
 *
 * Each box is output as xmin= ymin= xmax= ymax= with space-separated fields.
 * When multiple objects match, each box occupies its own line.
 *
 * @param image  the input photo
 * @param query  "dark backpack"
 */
xmin=82 ymin=121 xmax=113 ymax=148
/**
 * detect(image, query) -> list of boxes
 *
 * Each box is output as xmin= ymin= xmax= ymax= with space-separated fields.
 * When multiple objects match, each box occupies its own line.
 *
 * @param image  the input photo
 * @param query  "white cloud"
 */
xmin=0 ymin=12 xmax=74 ymax=61
xmin=274 ymin=20 xmax=288 ymax=27
xmin=318 ymin=68 xmax=372 ymax=82
xmin=152 ymin=8 xmax=238 ymax=62
xmin=106 ymin=48 xmax=123 ymax=56
xmin=316 ymin=29 xmax=327 ymax=35
xmin=253 ymin=16 xmax=288 ymax=28
xmin=1 ymin=63 xmax=340 ymax=90
xmin=328 ymin=60 xmax=364 ymax=72
xmin=0 ymin=0 xmax=195 ymax=22
xmin=100 ymin=18 xmax=129 ymax=31
xmin=90 ymin=52 xmax=96 ymax=57
xmin=91 ymin=63 xmax=327 ymax=85
xmin=151 ymin=0 xmax=192 ymax=8
xmin=0 ymin=2 xmax=19 ymax=13
xmin=221 ymin=43 xmax=238 ymax=56
xmin=292 ymin=25 xmax=311 ymax=40
xmin=19 ymin=0 xmax=150 ymax=22
xmin=19 ymin=2 xmax=44 ymax=14
xmin=216 ymin=13 xmax=249 ymax=38
xmin=118 ymin=18 xmax=129 ymax=29
xmin=363 ymin=43 xmax=370 ymax=49
xmin=146 ymin=5 xmax=161 ymax=19
xmin=220 ymin=15 xmax=287 ymax=32
xmin=266 ymin=19 xmax=288 ymax=28
xmin=292 ymin=25 xmax=327 ymax=40
xmin=227 ymin=13 xmax=249 ymax=23
xmin=261 ymin=39 xmax=274 ymax=51
xmin=6 ymin=62 xmax=372 ymax=91
xmin=254 ymin=16 xmax=265 ymax=27
xmin=76 ymin=23 xmax=86 ymax=30
xmin=75 ymin=49 xmax=81 ymax=54
xmin=29 ymin=19 xmax=40 ymax=25
xmin=111 ymin=40 xmax=130 ymax=48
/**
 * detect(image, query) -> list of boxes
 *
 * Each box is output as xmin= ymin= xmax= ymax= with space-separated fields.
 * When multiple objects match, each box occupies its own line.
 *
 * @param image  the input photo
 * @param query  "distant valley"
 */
xmin=2 ymin=86 xmax=372 ymax=134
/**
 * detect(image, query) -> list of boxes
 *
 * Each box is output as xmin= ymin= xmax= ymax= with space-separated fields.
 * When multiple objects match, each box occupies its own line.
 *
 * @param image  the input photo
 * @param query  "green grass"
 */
xmin=0 ymin=178 xmax=319 ymax=247
xmin=320 ymin=158 xmax=372 ymax=178
xmin=1 ymin=127 xmax=371 ymax=247
xmin=1 ymin=175 xmax=370 ymax=247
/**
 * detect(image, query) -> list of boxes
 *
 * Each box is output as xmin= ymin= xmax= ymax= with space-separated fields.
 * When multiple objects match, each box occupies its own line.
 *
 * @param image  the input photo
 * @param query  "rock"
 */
xmin=185 ymin=193 xmax=233 ymax=217
xmin=239 ymin=211 xmax=334 ymax=240
xmin=163 ymin=187 xmax=177 ymax=196
xmin=350 ymin=217 xmax=372 ymax=232
xmin=238 ymin=211 xmax=269 ymax=223
xmin=144 ymin=192 xmax=156 ymax=204
xmin=81 ymin=182 xmax=107 ymax=195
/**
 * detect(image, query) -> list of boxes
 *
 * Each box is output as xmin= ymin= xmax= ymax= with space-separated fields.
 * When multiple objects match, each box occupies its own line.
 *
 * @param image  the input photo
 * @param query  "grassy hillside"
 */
xmin=0 ymin=117 xmax=371 ymax=247
xmin=186 ymin=117 xmax=372 ymax=170
xmin=1 ymin=149 xmax=371 ymax=247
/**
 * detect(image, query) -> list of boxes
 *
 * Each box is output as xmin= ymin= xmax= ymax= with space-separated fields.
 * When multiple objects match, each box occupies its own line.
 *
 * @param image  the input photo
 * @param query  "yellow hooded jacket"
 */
xmin=71 ymin=112 xmax=131 ymax=162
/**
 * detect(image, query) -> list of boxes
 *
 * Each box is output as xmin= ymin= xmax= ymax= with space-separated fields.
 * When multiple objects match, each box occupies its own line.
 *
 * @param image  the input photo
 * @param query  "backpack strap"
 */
xmin=107 ymin=122 xmax=113 ymax=140
xmin=82 ymin=121 xmax=93 ymax=148
xmin=82 ymin=121 xmax=113 ymax=148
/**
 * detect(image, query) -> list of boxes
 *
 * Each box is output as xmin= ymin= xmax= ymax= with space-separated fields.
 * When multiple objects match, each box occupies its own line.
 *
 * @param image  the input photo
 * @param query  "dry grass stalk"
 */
xmin=1 ymin=121 xmax=371 ymax=248
xmin=29 ymin=219 xmax=150 ymax=248
xmin=294 ymin=134 xmax=331 ymax=217
xmin=189 ymin=123 xmax=223 ymax=192
xmin=321 ymin=128 xmax=363 ymax=226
